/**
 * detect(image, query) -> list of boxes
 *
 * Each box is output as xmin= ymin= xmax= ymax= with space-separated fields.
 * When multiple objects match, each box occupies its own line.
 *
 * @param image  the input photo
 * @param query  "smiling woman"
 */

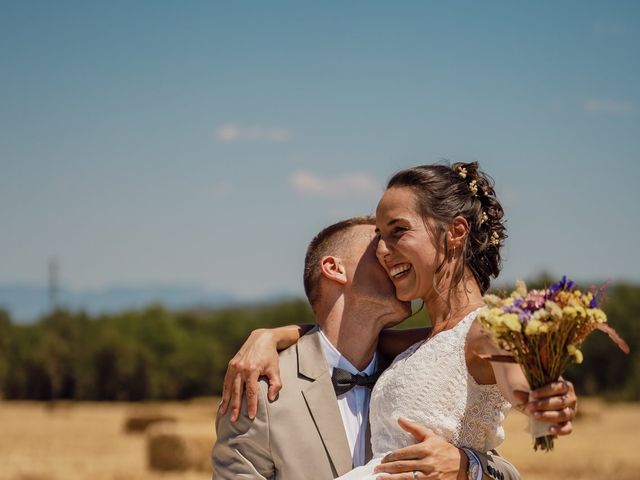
xmin=376 ymin=162 xmax=506 ymax=302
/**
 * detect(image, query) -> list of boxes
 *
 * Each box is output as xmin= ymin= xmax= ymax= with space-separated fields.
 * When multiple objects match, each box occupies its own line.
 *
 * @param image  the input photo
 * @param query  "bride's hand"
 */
xmin=218 ymin=328 xmax=283 ymax=422
xmin=513 ymin=378 xmax=577 ymax=436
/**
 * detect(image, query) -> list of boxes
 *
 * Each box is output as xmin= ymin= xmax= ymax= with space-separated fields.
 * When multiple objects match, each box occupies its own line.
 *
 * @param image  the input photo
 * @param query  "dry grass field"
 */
xmin=1 ymin=398 xmax=638 ymax=480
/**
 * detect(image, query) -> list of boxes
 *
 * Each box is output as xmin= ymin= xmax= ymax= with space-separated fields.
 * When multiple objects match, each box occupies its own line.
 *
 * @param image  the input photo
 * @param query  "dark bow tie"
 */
xmin=331 ymin=367 xmax=380 ymax=396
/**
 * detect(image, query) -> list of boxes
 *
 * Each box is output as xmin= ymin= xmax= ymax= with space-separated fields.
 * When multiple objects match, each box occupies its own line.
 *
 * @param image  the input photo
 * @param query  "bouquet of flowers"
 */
xmin=478 ymin=276 xmax=629 ymax=451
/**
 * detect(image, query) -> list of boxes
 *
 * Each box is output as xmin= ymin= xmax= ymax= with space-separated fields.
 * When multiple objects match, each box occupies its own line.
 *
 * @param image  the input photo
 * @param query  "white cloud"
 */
xmin=289 ymin=171 xmax=380 ymax=199
xmin=594 ymin=22 xmax=627 ymax=37
xmin=583 ymin=99 xmax=635 ymax=114
xmin=214 ymin=124 xmax=291 ymax=143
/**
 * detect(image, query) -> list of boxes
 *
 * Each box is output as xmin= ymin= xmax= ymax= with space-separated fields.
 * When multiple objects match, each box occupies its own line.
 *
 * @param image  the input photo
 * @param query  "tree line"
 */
xmin=0 ymin=281 xmax=637 ymax=401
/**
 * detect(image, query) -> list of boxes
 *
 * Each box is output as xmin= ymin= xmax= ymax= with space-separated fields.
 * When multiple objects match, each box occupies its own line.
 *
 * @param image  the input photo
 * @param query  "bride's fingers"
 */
xmin=229 ymin=375 xmax=244 ymax=422
xmin=527 ymin=394 xmax=572 ymax=412
xmin=529 ymin=379 xmax=573 ymax=400
xmin=218 ymin=367 xmax=233 ymax=415
xmin=265 ymin=365 xmax=283 ymax=402
xmin=533 ymin=406 xmax=574 ymax=423
xmin=549 ymin=420 xmax=573 ymax=436
xmin=244 ymin=370 xmax=260 ymax=420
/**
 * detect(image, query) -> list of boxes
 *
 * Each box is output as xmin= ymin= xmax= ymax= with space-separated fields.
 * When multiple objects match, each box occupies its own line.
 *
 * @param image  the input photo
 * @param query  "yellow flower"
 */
xmin=556 ymin=291 xmax=572 ymax=306
xmin=531 ymin=309 xmax=550 ymax=323
xmin=562 ymin=306 xmax=578 ymax=320
xmin=567 ymin=345 xmax=584 ymax=364
xmin=545 ymin=301 xmax=563 ymax=321
xmin=483 ymin=294 xmax=502 ymax=308
xmin=591 ymin=309 xmax=607 ymax=324
xmin=514 ymin=280 xmax=528 ymax=299
xmin=583 ymin=292 xmax=594 ymax=305
xmin=502 ymin=314 xmax=522 ymax=332
xmin=525 ymin=319 xmax=543 ymax=335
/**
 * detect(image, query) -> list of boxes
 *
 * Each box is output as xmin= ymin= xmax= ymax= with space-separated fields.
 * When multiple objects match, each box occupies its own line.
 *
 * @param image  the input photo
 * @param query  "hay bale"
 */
xmin=124 ymin=412 xmax=177 ymax=433
xmin=147 ymin=422 xmax=216 ymax=472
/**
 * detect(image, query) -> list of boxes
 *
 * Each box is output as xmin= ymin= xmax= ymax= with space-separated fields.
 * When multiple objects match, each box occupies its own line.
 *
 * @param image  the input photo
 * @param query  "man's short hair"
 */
xmin=303 ymin=215 xmax=376 ymax=307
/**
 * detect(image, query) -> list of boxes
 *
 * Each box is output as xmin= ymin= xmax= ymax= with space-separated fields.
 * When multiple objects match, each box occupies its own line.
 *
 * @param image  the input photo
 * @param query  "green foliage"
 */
xmin=0 ymin=283 xmax=636 ymax=401
xmin=0 ymin=309 xmax=11 ymax=396
xmin=0 ymin=299 xmax=313 ymax=401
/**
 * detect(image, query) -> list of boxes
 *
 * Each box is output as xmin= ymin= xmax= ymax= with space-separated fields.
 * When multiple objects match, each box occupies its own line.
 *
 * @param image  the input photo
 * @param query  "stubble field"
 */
xmin=0 ymin=398 xmax=638 ymax=480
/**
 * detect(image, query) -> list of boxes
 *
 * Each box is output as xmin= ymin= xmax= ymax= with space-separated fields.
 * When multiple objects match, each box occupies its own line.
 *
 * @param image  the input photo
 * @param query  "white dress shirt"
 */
xmin=318 ymin=328 xmax=377 ymax=467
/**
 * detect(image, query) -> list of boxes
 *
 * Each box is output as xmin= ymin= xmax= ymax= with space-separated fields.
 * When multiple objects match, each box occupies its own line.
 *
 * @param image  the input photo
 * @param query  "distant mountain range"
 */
xmin=0 ymin=283 xmax=241 ymax=323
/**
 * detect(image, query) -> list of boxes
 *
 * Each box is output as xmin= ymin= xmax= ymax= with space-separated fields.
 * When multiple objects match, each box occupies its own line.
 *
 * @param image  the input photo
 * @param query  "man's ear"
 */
xmin=320 ymin=256 xmax=348 ymax=285
xmin=448 ymin=215 xmax=469 ymax=249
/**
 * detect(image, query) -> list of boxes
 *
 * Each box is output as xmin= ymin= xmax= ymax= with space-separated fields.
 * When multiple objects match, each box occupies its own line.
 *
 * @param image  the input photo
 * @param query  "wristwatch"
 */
xmin=461 ymin=448 xmax=480 ymax=480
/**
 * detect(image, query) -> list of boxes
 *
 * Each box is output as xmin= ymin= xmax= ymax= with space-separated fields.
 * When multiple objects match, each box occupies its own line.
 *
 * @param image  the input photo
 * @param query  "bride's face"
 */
xmin=375 ymin=187 xmax=444 ymax=303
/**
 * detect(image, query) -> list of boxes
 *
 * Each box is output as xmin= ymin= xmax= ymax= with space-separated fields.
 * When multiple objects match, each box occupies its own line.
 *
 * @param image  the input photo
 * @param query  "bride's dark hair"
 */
xmin=386 ymin=161 xmax=506 ymax=295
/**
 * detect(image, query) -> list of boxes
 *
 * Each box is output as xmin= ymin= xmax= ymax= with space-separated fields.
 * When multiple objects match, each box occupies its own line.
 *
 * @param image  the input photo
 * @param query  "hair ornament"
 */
xmin=468 ymin=179 xmax=478 ymax=196
xmin=480 ymin=211 xmax=489 ymax=224
xmin=457 ymin=166 xmax=468 ymax=179
xmin=490 ymin=231 xmax=501 ymax=246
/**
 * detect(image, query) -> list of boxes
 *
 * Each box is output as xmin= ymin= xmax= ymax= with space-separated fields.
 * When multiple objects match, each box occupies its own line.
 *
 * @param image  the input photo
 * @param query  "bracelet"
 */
xmin=461 ymin=448 xmax=480 ymax=480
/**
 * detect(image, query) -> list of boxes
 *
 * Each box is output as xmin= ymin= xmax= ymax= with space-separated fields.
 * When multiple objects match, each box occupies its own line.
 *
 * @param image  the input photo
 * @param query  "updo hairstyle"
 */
xmin=386 ymin=162 xmax=506 ymax=294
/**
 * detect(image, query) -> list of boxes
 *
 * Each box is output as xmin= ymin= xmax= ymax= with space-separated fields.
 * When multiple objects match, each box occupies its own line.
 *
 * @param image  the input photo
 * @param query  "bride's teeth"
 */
xmin=390 ymin=264 xmax=411 ymax=277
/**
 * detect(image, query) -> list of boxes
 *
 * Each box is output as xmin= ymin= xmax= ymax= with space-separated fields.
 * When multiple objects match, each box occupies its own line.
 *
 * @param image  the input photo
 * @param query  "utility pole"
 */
xmin=48 ymin=257 xmax=59 ymax=311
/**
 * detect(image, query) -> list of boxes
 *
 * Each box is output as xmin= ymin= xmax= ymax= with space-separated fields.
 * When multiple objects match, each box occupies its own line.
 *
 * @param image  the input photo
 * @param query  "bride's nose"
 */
xmin=376 ymin=236 xmax=391 ymax=261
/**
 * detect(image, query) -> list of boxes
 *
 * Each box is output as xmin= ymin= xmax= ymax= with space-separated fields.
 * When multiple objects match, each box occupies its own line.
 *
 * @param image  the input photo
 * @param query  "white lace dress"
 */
xmin=337 ymin=308 xmax=511 ymax=479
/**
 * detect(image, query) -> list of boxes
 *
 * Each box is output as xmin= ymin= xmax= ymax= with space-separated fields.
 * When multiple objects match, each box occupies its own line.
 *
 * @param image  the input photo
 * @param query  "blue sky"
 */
xmin=1 ymin=1 xmax=639 ymax=300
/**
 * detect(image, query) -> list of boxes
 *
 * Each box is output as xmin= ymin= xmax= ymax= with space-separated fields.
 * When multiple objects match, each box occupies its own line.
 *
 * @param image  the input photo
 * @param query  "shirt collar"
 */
xmin=318 ymin=327 xmax=377 ymax=376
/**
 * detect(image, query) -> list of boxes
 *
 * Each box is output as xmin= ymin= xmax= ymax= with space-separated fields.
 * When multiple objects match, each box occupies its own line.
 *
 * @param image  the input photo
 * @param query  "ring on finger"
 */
xmin=413 ymin=471 xmax=418 ymax=480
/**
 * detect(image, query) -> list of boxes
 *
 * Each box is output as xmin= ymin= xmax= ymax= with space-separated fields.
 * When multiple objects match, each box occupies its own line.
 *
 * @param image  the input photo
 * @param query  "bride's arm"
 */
xmin=219 ymin=324 xmax=313 ymax=422
xmin=466 ymin=322 xmax=529 ymax=407
xmin=467 ymin=322 xmax=577 ymax=431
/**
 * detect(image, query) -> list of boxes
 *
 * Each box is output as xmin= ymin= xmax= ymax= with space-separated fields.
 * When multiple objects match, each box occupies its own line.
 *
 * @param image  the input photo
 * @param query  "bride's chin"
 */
xmin=394 ymin=290 xmax=413 ymax=302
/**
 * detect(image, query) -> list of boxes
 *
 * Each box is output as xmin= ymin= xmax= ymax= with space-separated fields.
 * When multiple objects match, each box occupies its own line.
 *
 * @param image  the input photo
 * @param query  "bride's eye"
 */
xmin=392 ymin=226 xmax=407 ymax=235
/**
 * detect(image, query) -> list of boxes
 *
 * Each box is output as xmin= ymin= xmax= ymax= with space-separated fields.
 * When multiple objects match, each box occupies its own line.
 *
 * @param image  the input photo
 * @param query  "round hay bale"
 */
xmin=147 ymin=422 xmax=215 ymax=472
xmin=124 ymin=412 xmax=176 ymax=433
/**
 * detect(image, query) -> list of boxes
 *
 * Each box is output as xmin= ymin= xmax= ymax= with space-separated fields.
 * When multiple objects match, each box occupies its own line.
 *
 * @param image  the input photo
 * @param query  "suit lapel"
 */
xmin=364 ymin=415 xmax=373 ymax=462
xmin=298 ymin=329 xmax=353 ymax=476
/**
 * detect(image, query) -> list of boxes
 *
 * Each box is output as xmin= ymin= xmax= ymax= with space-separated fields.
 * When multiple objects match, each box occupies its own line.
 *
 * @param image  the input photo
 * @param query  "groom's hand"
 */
xmin=373 ymin=417 xmax=467 ymax=480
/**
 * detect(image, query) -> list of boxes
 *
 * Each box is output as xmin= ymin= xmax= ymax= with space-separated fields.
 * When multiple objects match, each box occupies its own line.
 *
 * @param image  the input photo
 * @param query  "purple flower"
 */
xmin=518 ymin=310 xmax=532 ymax=323
xmin=502 ymin=304 xmax=532 ymax=322
xmin=549 ymin=275 xmax=576 ymax=296
xmin=589 ymin=296 xmax=598 ymax=308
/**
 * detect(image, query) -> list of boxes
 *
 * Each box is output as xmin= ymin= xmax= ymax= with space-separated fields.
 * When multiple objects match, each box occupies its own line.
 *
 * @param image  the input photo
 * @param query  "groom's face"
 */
xmin=345 ymin=225 xmax=412 ymax=327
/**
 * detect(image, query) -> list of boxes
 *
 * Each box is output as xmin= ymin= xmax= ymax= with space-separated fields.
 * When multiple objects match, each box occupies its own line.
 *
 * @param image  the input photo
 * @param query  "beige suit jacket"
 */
xmin=212 ymin=328 xmax=520 ymax=480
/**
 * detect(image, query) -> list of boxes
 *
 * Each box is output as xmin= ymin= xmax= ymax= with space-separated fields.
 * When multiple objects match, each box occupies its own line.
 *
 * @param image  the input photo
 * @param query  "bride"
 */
xmin=220 ymin=162 xmax=576 ymax=478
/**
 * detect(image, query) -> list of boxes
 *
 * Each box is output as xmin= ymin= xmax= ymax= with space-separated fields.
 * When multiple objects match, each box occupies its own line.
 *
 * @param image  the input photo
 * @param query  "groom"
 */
xmin=213 ymin=216 xmax=576 ymax=480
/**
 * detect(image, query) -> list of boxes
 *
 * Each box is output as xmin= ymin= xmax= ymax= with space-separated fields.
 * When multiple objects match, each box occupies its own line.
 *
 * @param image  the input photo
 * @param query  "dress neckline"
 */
xmin=425 ymin=305 xmax=484 ymax=342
